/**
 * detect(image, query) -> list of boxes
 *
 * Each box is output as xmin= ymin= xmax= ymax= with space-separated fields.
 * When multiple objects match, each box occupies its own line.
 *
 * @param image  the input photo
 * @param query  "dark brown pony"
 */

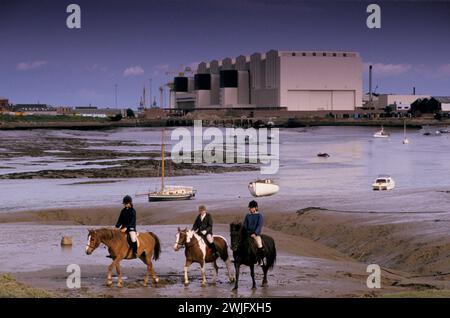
xmin=173 ymin=228 xmax=235 ymax=287
xmin=229 ymin=222 xmax=276 ymax=290
xmin=86 ymin=228 xmax=161 ymax=287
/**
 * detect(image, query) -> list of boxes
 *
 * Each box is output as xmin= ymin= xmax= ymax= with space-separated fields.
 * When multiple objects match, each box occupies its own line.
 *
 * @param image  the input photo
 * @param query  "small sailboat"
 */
xmin=402 ymin=120 xmax=409 ymax=144
xmin=373 ymin=125 xmax=390 ymax=138
xmin=248 ymin=179 xmax=279 ymax=197
xmin=148 ymin=129 xmax=196 ymax=202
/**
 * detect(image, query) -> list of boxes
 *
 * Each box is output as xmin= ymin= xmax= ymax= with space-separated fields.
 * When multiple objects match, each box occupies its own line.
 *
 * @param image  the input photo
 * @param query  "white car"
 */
xmin=372 ymin=175 xmax=395 ymax=191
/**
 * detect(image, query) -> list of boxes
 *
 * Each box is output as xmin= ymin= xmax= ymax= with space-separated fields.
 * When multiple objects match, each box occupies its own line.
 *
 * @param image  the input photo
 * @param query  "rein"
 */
xmin=178 ymin=233 xmax=202 ymax=249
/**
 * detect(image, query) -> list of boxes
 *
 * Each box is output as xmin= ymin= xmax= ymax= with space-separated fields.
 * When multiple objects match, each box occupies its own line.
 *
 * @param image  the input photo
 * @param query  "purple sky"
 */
xmin=1 ymin=0 xmax=449 ymax=108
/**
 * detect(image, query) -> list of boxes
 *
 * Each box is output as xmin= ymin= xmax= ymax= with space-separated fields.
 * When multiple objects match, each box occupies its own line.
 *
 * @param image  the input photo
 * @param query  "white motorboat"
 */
xmin=373 ymin=125 xmax=390 ymax=138
xmin=372 ymin=175 xmax=395 ymax=191
xmin=148 ymin=129 xmax=196 ymax=202
xmin=248 ymin=179 xmax=279 ymax=197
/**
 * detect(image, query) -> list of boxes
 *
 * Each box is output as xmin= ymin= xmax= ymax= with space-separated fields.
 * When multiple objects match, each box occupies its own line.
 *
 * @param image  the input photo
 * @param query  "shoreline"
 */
xmin=1 ymin=117 xmax=449 ymax=130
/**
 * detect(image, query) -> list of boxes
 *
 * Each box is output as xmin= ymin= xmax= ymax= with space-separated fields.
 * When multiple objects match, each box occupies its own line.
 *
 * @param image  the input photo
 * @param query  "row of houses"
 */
xmin=0 ymin=102 xmax=126 ymax=118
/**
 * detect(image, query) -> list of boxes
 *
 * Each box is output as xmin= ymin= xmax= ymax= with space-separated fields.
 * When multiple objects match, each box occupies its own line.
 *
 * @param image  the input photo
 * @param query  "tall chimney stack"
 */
xmin=369 ymin=65 xmax=373 ymax=102
xmin=413 ymin=86 xmax=416 ymax=95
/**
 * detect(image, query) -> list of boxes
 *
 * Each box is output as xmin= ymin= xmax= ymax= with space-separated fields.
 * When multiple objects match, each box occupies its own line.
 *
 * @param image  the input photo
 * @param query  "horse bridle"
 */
xmin=176 ymin=232 xmax=201 ymax=249
xmin=86 ymin=235 xmax=98 ymax=250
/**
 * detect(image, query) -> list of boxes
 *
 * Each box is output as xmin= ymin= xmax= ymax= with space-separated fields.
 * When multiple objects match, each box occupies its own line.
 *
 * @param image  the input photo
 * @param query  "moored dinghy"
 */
xmin=373 ymin=125 xmax=390 ymax=138
xmin=248 ymin=179 xmax=279 ymax=197
xmin=148 ymin=129 xmax=196 ymax=202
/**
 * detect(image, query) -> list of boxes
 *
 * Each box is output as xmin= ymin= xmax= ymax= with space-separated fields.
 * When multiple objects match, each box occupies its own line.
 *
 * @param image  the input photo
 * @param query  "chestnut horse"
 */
xmin=85 ymin=228 xmax=161 ymax=287
xmin=173 ymin=228 xmax=235 ymax=287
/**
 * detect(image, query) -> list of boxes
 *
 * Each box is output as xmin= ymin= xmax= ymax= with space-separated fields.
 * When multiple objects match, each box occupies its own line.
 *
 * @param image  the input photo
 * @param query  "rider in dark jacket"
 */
xmin=192 ymin=205 xmax=219 ymax=258
xmin=115 ymin=195 xmax=139 ymax=257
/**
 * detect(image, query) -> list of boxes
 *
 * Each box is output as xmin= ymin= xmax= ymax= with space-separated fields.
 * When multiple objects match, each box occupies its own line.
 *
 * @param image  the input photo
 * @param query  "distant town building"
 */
xmin=0 ymin=97 xmax=9 ymax=111
xmin=394 ymin=102 xmax=411 ymax=111
xmin=73 ymin=107 xmax=121 ymax=118
xmin=75 ymin=106 xmax=98 ymax=110
xmin=362 ymin=92 xmax=379 ymax=109
xmin=410 ymin=97 xmax=450 ymax=114
xmin=56 ymin=106 xmax=74 ymax=115
xmin=11 ymin=104 xmax=58 ymax=115
xmin=434 ymin=97 xmax=450 ymax=112
xmin=172 ymin=49 xmax=363 ymax=111
xmin=375 ymin=94 xmax=430 ymax=110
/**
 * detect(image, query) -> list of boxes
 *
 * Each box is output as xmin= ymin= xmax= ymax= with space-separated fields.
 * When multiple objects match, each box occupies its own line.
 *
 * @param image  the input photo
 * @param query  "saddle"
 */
xmin=197 ymin=233 xmax=217 ymax=256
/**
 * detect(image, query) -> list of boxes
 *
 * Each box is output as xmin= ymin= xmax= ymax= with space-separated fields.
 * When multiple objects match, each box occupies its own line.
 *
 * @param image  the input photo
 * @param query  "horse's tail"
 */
xmin=262 ymin=235 xmax=276 ymax=270
xmin=215 ymin=235 xmax=229 ymax=261
xmin=149 ymin=232 xmax=161 ymax=261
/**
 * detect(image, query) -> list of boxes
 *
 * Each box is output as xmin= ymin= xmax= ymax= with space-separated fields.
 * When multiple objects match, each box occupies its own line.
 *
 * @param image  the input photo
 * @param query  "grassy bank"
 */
xmin=0 ymin=274 xmax=55 ymax=298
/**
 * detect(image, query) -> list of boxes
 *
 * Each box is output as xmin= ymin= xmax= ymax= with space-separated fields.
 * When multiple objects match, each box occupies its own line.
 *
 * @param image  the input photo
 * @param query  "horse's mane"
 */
xmin=185 ymin=230 xmax=200 ymax=243
xmin=94 ymin=228 xmax=123 ymax=241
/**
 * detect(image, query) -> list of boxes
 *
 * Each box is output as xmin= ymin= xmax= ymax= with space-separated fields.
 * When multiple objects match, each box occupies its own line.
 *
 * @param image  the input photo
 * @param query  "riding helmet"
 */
xmin=248 ymin=200 xmax=258 ymax=209
xmin=122 ymin=195 xmax=133 ymax=204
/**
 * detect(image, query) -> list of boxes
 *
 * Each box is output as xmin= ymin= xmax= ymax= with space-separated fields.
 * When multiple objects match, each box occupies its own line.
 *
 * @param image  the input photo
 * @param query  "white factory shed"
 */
xmin=172 ymin=49 xmax=363 ymax=111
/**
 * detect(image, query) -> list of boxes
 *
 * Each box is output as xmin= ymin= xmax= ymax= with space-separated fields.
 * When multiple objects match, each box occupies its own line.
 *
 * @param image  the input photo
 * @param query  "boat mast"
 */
xmin=404 ymin=119 xmax=406 ymax=138
xmin=161 ymin=129 xmax=165 ymax=191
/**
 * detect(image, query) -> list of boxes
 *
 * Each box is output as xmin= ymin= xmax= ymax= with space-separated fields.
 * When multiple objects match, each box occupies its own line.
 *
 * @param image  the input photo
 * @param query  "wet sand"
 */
xmin=0 ymin=223 xmax=412 ymax=298
xmin=3 ymin=202 xmax=450 ymax=297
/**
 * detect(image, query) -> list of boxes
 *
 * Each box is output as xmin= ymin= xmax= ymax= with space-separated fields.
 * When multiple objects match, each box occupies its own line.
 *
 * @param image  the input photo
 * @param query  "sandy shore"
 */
xmin=3 ymin=201 xmax=450 ymax=297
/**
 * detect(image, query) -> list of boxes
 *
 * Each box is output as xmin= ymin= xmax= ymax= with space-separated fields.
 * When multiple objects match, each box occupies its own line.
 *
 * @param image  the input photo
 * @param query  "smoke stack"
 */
xmin=413 ymin=86 xmax=416 ymax=95
xmin=369 ymin=65 xmax=373 ymax=102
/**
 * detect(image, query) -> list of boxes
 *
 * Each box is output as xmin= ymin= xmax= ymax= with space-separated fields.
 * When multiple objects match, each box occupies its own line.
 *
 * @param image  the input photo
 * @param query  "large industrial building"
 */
xmin=172 ymin=49 xmax=363 ymax=111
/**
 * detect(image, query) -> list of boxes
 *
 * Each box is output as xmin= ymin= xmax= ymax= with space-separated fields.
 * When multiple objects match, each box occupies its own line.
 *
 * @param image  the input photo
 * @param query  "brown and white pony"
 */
xmin=85 ymin=228 xmax=161 ymax=287
xmin=173 ymin=228 xmax=235 ymax=287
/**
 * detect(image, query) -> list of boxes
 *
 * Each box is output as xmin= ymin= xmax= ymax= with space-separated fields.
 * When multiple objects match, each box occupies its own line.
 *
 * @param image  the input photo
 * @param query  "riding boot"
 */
xmin=209 ymin=242 xmax=220 ymax=258
xmin=131 ymin=241 xmax=139 ymax=257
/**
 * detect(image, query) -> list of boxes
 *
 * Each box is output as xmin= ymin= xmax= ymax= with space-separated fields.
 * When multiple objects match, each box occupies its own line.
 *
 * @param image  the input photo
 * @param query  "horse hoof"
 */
xmin=252 ymin=286 xmax=257 ymax=290
xmin=229 ymin=278 xmax=236 ymax=283
xmin=184 ymin=282 xmax=189 ymax=287
xmin=153 ymin=278 xmax=160 ymax=284
xmin=117 ymin=283 xmax=123 ymax=288
xmin=106 ymin=282 xmax=112 ymax=287
xmin=232 ymin=287 xmax=238 ymax=292
xmin=201 ymin=283 xmax=206 ymax=288
xmin=262 ymin=282 xmax=268 ymax=287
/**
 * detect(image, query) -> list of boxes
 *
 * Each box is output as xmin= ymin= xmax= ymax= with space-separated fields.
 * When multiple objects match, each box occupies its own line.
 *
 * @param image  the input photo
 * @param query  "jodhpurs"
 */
xmin=205 ymin=234 xmax=214 ymax=244
xmin=253 ymin=235 xmax=263 ymax=248
xmin=129 ymin=231 xmax=137 ymax=243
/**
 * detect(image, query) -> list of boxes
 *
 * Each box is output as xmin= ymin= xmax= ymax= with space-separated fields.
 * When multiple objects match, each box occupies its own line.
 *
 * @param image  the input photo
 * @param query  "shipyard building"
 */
xmin=172 ymin=49 xmax=363 ymax=111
